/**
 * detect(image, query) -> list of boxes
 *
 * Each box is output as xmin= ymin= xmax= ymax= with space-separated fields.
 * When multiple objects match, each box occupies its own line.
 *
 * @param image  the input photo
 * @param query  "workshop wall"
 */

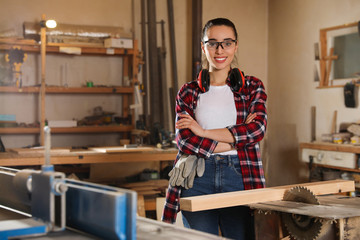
xmin=0 ymin=0 xmax=268 ymax=149
xmin=267 ymin=0 xmax=360 ymax=186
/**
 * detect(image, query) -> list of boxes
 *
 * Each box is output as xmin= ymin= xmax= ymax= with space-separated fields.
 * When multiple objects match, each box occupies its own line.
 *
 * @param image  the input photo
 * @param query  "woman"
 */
xmin=162 ymin=18 xmax=267 ymax=240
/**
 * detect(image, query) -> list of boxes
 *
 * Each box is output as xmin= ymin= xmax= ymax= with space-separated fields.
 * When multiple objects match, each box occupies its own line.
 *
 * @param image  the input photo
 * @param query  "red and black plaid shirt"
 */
xmin=162 ymin=75 xmax=267 ymax=223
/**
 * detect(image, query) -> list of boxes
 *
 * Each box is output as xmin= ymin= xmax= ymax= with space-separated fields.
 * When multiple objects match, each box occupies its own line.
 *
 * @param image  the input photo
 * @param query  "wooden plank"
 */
xmin=46 ymin=86 xmax=133 ymax=94
xmin=319 ymin=30 xmax=327 ymax=87
xmin=311 ymin=106 xmax=316 ymax=142
xmin=320 ymin=21 xmax=358 ymax=32
xmin=0 ymin=86 xmax=133 ymax=94
xmin=89 ymin=146 xmax=154 ymax=153
xmin=180 ymin=180 xmax=355 ymax=212
xmin=144 ymin=198 xmax=156 ymax=211
xmin=9 ymin=148 xmax=70 ymax=155
xmin=50 ymin=125 xmax=133 ymax=134
xmin=0 ymin=126 xmax=133 ymax=134
xmin=137 ymin=194 xmax=146 ymax=217
xmin=325 ymin=47 xmax=335 ymax=86
xmin=0 ymin=128 xmax=40 ymax=134
xmin=331 ymin=110 xmax=337 ymax=134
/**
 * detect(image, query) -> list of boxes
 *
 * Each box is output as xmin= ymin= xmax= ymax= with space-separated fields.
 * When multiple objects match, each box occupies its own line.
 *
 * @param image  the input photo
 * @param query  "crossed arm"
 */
xmin=176 ymin=113 xmax=257 ymax=153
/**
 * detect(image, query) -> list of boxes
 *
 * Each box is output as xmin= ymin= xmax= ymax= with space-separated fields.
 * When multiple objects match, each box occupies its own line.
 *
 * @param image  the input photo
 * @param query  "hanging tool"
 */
xmin=5 ymin=46 xmax=27 ymax=87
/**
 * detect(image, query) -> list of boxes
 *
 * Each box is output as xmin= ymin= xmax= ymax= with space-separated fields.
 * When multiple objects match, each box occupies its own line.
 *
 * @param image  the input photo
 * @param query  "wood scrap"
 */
xmin=137 ymin=194 xmax=146 ymax=217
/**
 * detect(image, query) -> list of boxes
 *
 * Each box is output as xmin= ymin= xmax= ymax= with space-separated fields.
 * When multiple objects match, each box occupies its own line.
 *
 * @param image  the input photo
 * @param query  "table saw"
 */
xmin=180 ymin=179 xmax=360 ymax=240
xmin=250 ymin=186 xmax=360 ymax=240
xmin=0 ymin=127 xmax=225 ymax=240
xmin=0 ymin=166 xmax=226 ymax=240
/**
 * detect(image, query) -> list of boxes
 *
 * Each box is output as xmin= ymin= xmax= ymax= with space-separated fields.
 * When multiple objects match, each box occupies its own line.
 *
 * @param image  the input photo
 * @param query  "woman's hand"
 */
xmin=176 ymin=113 xmax=205 ymax=137
xmin=245 ymin=113 xmax=257 ymax=124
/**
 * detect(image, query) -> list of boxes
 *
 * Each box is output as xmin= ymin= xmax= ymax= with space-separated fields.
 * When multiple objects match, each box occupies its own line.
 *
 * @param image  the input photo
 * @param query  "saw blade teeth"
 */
xmin=282 ymin=186 xmax=323 ymax=240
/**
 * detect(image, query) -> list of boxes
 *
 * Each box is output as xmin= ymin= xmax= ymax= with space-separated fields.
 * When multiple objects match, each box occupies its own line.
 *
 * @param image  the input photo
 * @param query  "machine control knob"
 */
xmin=316 ymin=152 xmax=324 ymax=162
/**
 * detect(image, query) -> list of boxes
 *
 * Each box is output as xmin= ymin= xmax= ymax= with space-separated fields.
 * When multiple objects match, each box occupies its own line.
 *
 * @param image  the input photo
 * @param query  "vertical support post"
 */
xmin=167 ymin=0 xmax=178 ymax=94
xmin=147 ymin=0 xmax=161 ymax=126
xmin=140 ymin=0 xmax=149 ymax=126
xmin=40 ymin=14 xmax=47 ymax=146
xmin=167 ymin=0 xmax=178 ymax=130
xmin=159 ymin=20 xmax=169 ymax=131
xmin=311 ymin=106 xmax=316 ymax=142
xmin=131 ymin=40 xmax=139 ymax=127
xmin=123 ymin=55 xmax=130 ymax=129
xmin=191 ymin=0 xmax=202 ymax=80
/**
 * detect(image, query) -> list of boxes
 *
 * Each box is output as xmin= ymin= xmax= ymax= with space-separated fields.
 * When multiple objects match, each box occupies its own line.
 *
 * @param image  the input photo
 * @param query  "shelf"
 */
xmin=51 ymin=125 xmax=133 ymax=133
xmin=0 ymin=86 xmax=133 ymax=94
xmin=0 ymin=40 xmax=135 ymax=56
xmin=0 ymin=125 xmax=133 ymax=134
xmin=300 ymin=142 xmax=360 ymax=154
xmin=0 ymin=127 xmax=39 ymax=134
xmin=0 ymin=38 xmax=139 ymax=145
xmin=317 ymin=84 xmax=360 ymax=89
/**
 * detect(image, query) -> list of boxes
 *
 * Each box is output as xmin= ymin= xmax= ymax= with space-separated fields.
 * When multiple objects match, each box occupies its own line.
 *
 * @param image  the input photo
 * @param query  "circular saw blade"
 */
xmin=281 ymin=186 xmax=323 ymax=240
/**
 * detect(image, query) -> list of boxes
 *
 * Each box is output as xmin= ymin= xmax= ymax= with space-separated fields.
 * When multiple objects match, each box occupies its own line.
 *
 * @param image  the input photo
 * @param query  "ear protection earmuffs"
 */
xmin=197 ymin=68 xmax=245 ymax=93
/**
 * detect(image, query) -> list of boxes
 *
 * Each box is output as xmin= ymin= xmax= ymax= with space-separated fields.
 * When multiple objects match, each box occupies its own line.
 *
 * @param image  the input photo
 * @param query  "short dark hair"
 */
xmin=202 ymin=18 xmax=238 ymax=42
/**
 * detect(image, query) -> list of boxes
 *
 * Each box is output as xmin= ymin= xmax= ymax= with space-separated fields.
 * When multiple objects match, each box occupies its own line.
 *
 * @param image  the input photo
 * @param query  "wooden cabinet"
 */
xmin=0 ymin=39 xmax=140 ymax=146
xmin=300 ymin=142 xmax=360 ymax=189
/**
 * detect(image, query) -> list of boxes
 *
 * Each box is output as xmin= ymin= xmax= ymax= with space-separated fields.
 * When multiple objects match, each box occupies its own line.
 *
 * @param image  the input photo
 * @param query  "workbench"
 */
xmin=300 ymin=142 xmax=360 ymax=186
xmin=0 ymin=147 xmax=177 ymax=167
xmin=300 ymin=142 xmax=360 ymax=154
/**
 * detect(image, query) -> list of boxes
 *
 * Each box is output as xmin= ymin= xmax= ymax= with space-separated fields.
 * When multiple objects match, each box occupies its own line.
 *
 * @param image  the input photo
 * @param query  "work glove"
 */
xmin=168 ymin=154 xmax=205 ymax=189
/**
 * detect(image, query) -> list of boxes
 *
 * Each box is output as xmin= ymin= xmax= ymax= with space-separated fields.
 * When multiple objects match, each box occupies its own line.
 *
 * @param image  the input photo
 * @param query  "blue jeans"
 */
xmin=181 ymin=154 xmax=254 ymax=240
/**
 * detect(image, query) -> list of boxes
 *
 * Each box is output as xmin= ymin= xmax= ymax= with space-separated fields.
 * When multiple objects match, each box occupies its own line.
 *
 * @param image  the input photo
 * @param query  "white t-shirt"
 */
xmin=195 ymin=84 xmax=237 ymax=155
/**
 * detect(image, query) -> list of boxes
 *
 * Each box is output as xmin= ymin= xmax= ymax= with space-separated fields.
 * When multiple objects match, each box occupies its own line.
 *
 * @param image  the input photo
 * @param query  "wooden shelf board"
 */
xmin=300 ymin=142 xmax=360 ymax=154
xmin=317 ymin=84 xmax=360 ymax=89
xmin=0 ymin=125 xmax=133 ymax=134
xmin=0 ymin=127 xmax=39 ymax=134
xmin=46 ymin=86 xmax=133 ymax=94
xmin=0 ymin=41 xmax=135 ymax=56
xmin=51 ymin=125 xmax=133 ymax=133
xmin=0 ymin=86 xmax=133 ymax=94
xmin=0 ymin=86 xmax=40 ymax=93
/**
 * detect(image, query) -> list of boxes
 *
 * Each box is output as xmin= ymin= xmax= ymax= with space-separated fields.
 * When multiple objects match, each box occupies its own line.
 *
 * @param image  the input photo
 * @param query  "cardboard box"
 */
xmin=104 ymin=38 xmax=133 ymax=49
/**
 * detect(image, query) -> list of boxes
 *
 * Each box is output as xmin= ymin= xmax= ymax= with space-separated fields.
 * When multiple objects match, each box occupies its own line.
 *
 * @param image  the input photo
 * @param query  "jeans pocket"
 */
xmin=231 ymin=158 xmax=242 ymax=176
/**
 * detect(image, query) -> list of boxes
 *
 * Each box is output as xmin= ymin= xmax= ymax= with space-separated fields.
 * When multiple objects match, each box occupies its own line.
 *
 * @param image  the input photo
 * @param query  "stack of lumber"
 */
xmin=121 ymin=179 xmax=169 ymax=217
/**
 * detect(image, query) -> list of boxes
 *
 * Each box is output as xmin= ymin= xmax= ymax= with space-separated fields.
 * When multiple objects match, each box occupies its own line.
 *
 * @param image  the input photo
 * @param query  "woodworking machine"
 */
xmin=0 ymin=166 xmax=137 ymax=239
xmin=0 ymin=127 xmax=225 ymax=240
xmin=0 ymin=166 xmax=226 ymax=240
xmin=250 ymin=186 xmax=360 ymax=240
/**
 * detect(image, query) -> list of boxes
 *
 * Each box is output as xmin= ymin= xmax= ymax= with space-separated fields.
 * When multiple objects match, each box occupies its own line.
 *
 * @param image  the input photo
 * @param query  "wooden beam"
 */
xmin=320 ymin=21 xmax=358 ymax=32
xmin=40 ymin=14 xmax=46 ymax=145
xmin=319 ymin=29 xmax=327 ymax=87
xmin=180 ymin=180 xmax=355 ymax=212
